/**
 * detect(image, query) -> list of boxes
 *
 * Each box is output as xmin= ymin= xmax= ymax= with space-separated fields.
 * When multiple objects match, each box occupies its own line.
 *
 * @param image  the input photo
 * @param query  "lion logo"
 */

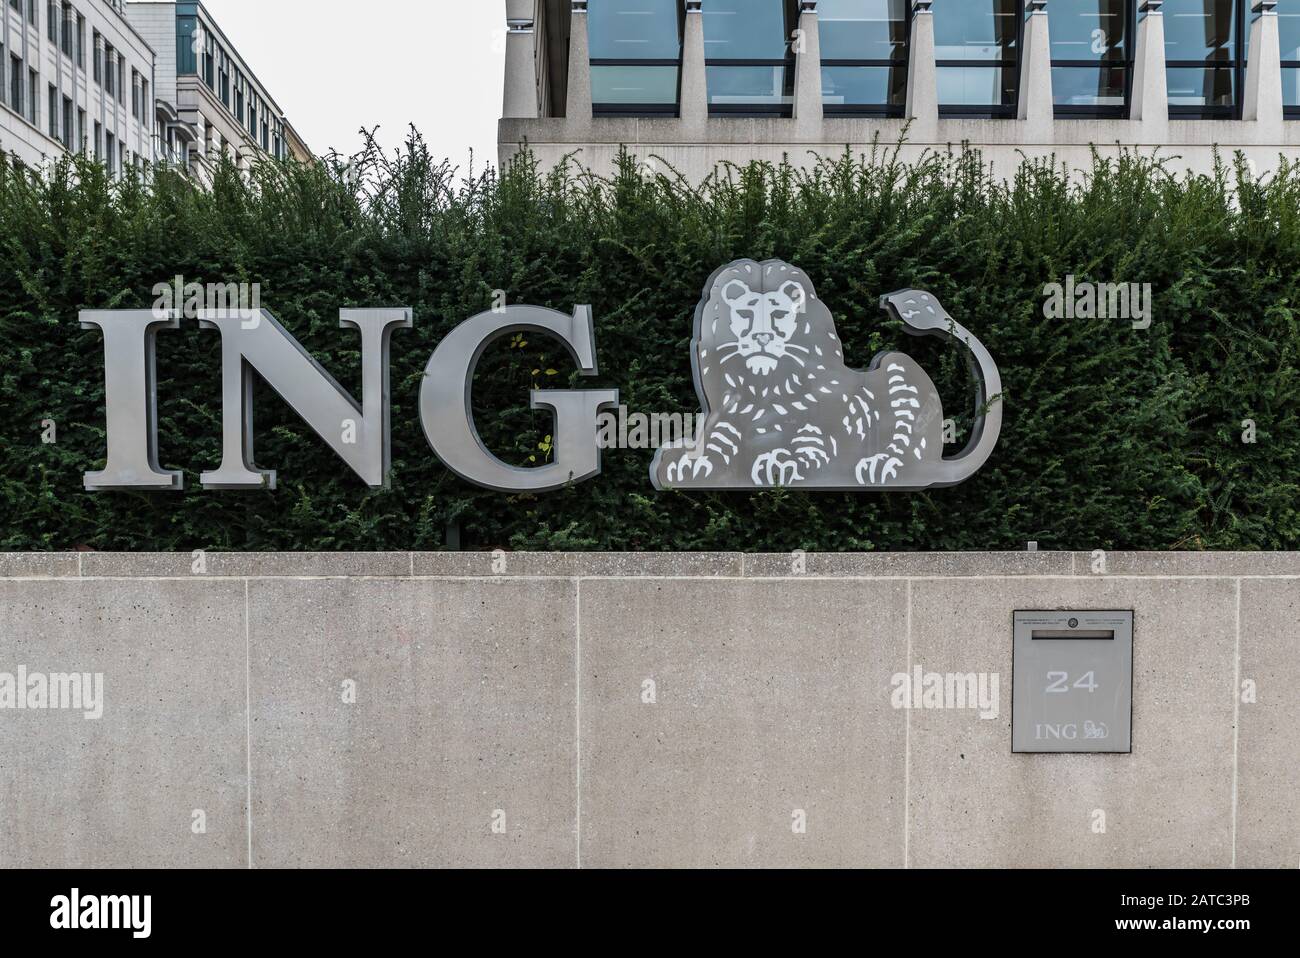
xmin=651 ymin=259 xmax=1003 ymax=491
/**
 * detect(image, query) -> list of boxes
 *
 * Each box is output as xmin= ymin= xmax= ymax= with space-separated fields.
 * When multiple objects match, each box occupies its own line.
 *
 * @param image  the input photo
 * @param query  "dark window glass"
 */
xmin=1167 ymin=63 xmax=1236 ymax=107
xmin=1049 ymin=0 xmax=1131 ymax=116
xmin=936 ymin=63 xmax=1019 ymax=107
xmin=932 ymin=0 xmax=1021 ymax=114
xmin=1163 ymin=0 xmax=1241 ymax=115
xmin=591 ymin=66 xmax=680 ymax=105
xmin=704 ymin=0 xmax=790 ymax=59
xmin=822 ymin=64 xmax=907 ymax=108
xmin=1285 ymin=67 xmax=1300 ymax=107
xmin=933 ymin=0 xmax=1020 ymax=60
xmin=1052 ymin=63 xmax=1128 ymax=109
xmin=1163 ymin=0 xmax=1236 ymax=61
xmin=705 ymin=64 xmax=795 ymax=108
xmin=703 ymin=0 xmax=796 ymax=114
xmin=819 ymin=0 xmax=908 ymax=115
xmin=1280 ymin=1 xmax=1300 ymax=110
xmin=590 ymin=0 xmax=682 ymax=110
xmin=820 ymin=0 xmax=908 ymax=60
xmin=10 ymin=55 xmax=21 ymax=114
xmin=590 ymin=0 xmax=681 ymax=59
xmin=1282 ymin=0 xmax=1300 ymax=60
xmin=177 ymin=16 xmax=198 ymax=74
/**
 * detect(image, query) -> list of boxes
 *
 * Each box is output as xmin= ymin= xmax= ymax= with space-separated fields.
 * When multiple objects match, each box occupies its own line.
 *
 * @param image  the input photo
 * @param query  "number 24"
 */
xmin=1046 ymin=671 xmax=1098 ymax=693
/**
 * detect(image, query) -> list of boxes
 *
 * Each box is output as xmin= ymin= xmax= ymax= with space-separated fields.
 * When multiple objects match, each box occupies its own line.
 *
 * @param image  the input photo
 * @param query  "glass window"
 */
xmin=1163 ymin=0 xmax=1241 ymax=116
xmin=1049 ymin=0 xmax=1131 ymax=116
xmin=176 ymin=15 xmax=198 ymax=75
xmin=590 ymin=0 xmax=681 ymax=59
xmin=10 ymin=55 xmax=21 ymax=115
xmin=203 ymin=34 xmax=215 ymax=89
xmin=819 ymin=0 xmax=909 ymax=115
xmin=932 ymin=0 xmax=1021 ymax=115
xmin=589 ymin=0 xmax=682 ymax=112
xmin=1280 ymin=0 xmax=1300 ymax=111
xmin=704 ymin=0 xmax=797 ymax=114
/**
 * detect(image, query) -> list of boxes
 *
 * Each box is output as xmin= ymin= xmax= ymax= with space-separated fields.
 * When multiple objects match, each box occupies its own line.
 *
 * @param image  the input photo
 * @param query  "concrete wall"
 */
xmin=0 ymin=551 xmax=1295 ymax=868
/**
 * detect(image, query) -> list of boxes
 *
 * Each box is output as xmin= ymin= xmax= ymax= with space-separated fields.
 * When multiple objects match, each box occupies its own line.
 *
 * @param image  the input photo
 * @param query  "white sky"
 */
xmin=196 ymin=0 xmax=507 ymax=174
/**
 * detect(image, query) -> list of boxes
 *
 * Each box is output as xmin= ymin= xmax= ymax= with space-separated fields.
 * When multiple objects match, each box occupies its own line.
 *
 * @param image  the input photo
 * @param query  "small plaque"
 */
xmin=1012 ymin=611 xmax=1133 ymax=753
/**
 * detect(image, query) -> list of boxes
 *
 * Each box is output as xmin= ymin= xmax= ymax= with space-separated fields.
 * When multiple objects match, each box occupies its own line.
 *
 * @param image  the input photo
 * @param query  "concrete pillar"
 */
xmin=565 ymin=1 xmax=592 ymax=124
xmin=1131 ymin=0 xmax=1168 ymax=130
xmin=680 ymin=1 xmax=708 ymax=128
xmin=503 ymin=5 xmax=539 ymax=119
xmin=792 ymin=2 xmax=823 ymax=134
xmin=905 ymin=0 xmax=938 ymax=135
xmin=1243 ymin=1 xmax=1283 ymax=126
xmin=1017 ymin=1 xmax=1053 ymax=123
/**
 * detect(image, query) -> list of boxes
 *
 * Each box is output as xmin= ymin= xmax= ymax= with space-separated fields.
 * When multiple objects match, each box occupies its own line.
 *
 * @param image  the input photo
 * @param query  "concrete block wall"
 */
xmin=0 ymin=552 xmax=1295 ymax=868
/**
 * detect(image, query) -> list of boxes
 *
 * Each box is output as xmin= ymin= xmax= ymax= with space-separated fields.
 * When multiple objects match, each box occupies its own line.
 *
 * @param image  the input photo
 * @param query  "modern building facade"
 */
xmin=126 ymin=1 xmax=311 ymax=186
xmin=500 ymin=0 xmax=1300 ymax=179
xmin=0 ymin=0 xmax=157 ymax=174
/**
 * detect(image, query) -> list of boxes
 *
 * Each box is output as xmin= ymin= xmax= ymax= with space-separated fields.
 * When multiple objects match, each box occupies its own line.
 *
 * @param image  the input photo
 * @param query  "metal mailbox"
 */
xmin=1012 ymin=611 xmax=1134 ymax=754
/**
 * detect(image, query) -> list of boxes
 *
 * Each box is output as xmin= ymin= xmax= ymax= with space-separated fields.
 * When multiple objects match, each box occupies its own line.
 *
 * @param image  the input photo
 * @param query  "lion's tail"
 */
xmin=879 ymin=289 xmax=1003 ymax=488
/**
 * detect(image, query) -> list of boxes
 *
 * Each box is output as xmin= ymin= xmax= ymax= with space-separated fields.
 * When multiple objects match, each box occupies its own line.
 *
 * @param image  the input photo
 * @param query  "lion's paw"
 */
xmin=664 ymin=451 xmax=713 ymax=485
xmin=856 ymin=454 xmax=903 ymax=485
xmin=752 ymin=449 xmax=803 ymax=487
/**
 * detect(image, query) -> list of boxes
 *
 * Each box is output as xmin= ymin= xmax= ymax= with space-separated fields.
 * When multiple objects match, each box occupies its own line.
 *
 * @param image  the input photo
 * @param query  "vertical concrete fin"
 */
xmin=566 ymin=2 xmax=593 ymax=127
xmin=1132 ymin=1 xmax=1169 ymax=130
xmin=906 ymin=1 xmax=938 ymax=136
xmin=1243 ymin=1 xmax=1283 ymax=128
xmin=793 ymin=2 xmax=824 ymax=135
xmin=503 ymin=5 xmax=540 ymax=120
xmin=681 ymin=1 xmax=708 ymax=128
xmin=1018 ymin=1 xmax=1053 ymax=124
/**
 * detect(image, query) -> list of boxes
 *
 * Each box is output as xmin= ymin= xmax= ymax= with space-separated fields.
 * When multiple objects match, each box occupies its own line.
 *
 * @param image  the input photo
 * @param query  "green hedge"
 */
xmin=1 ymin=135 xmax=1298 ymax=552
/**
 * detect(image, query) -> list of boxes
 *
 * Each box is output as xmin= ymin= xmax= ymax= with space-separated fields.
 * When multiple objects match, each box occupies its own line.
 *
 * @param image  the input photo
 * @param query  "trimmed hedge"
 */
xmin=1 ymin=135 xmax=1298 ymax=552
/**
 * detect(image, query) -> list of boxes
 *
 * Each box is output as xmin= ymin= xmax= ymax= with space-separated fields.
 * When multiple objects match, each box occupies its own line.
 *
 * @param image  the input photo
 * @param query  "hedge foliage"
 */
xmin=1 ymin=133 xmax=1298 ymax=552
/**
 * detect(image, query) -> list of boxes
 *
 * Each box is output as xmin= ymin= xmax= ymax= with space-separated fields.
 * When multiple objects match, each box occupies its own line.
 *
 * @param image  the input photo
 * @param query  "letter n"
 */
xmin=200 ymin=309 xmax=411 ymax=489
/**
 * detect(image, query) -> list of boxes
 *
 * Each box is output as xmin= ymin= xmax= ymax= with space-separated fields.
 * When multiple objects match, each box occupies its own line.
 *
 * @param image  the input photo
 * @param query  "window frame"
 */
xmin=1049 ymin=0 xmax=1136 ymax=118
xmin=589 ymin=1 xmax=686 ymax=116
xmin=703 ymin=0 xmax=800 ymax=118
xmin=933 ymin=0 xmax=1026 ymax=119
xmin=1279 ymin=0 xmax=1300 ymax=117
xmin=1164 ymin=0 xmax=1245 ymax=120
xmin=819 ymin=0 xmax=912 ymax=118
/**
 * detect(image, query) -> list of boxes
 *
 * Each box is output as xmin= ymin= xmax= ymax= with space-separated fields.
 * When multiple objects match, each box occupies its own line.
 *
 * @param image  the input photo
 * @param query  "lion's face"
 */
xmin=720 ymin=278 xmax=806 ymax=377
